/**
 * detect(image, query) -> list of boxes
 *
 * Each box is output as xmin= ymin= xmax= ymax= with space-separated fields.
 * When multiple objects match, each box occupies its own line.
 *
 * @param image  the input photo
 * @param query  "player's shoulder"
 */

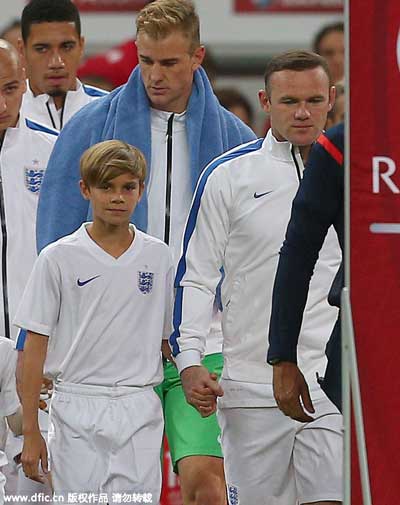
xmin=139 ymin=229 xmax=170 ymax=251
xmin=137 ymin=230 xmax=172 ymax=260
xmin=64 ymin=84 xmax=120 ymax=129
xmin=39 ymin=229 xmax=83 ymax=262
xmin=205 ymin=137 xmax=265 ymax=184
xmin=82 ymin=84 xmax=109 ymax=98
xmin=24 ymin=117 xmax=59 ymax=142
xmin=316 ymin=123 xmax=344 ymax=162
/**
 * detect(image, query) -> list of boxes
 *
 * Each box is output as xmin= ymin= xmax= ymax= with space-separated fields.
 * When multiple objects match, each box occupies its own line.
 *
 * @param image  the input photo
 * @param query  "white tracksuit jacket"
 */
xmin=0 ymin=115 xmax=58 ymax=340
xmin=21 ymin=80 xmax=107 ymax=131
xmin=172 ymin=131 xmax=341 ymax=387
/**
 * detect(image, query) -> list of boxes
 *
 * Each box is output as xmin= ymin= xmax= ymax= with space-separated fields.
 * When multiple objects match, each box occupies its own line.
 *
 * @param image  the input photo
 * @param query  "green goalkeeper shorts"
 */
xmin=155 ymin=352 xmax=224 ymax=473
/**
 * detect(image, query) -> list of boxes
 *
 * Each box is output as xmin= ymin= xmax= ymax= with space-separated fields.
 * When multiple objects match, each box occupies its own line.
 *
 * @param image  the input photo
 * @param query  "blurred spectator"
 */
xmin=313 ymin=21 xmax=344 ymax=83
xmin=78 ymin=39 xmax=139 ymax=91
xmin=0 ymin=20 xmax=22 ymax=50
xmin=201 ymin=48 xmax=218 ymax=86
xmin=326 ymin=81 xmax=345 ymax=129
xmin=215 ymin=86 xmax=255 ymax=131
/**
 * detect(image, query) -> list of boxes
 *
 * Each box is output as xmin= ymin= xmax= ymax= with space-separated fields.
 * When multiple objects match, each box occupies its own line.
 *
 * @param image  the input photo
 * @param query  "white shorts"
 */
xmin=49 ymin=383 xmax=163 ymax=501
xmin=217 ymin=394 xmax=343 ymax=505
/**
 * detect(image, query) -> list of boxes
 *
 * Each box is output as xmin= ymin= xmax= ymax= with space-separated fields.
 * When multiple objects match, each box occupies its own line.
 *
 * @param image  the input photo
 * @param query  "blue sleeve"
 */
xmin=267 ymin=124 xmax=344 ymax=364
xmin=16 ymin=329 xmax=27 ymax=351
xmin=36 ymin=112 xmax=92 ymax=252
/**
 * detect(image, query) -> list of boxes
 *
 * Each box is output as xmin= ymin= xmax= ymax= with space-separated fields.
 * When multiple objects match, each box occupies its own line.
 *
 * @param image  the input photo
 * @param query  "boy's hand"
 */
xmin=181 ymin=366 xmax=224 ymax=417
xmin=21 ymin=430 xmax=49 ymax=483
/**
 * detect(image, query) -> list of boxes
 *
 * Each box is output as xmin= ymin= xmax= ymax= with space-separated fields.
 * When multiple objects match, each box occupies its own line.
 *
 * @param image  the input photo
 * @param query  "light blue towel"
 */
xmin=37 ymin=66 xmax=256 ymax=251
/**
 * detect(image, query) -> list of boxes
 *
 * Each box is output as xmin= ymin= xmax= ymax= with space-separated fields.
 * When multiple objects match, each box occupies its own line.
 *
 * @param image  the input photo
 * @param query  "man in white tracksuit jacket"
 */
xmin=19 ymin=0 xmax=107 ymax=131
xmin=0 ymin=40 xmax=57 ymax=502
xmin=171 ymin=51 xmax=343 ymax=505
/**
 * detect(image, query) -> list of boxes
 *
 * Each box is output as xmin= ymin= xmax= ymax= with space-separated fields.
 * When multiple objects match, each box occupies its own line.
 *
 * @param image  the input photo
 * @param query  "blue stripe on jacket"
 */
xmin=171 ymin=138 xmax=264 ymax=356
xmin=25 ymin=119 xmax=58 ymax=137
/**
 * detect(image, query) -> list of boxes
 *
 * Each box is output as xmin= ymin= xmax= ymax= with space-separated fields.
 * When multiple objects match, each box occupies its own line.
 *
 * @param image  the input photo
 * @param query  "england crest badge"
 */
xmin=227 ymin=485 xmax=239 ymax=505
xmin=137 ymin=271 xmax=154 ymax=294
xmin=24 ymin=161 xmax=45 ymax=194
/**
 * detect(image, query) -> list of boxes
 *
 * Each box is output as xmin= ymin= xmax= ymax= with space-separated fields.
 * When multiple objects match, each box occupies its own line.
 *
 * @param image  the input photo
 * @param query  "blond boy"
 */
xmin=15 ymin=140 xmax=174 ymax=500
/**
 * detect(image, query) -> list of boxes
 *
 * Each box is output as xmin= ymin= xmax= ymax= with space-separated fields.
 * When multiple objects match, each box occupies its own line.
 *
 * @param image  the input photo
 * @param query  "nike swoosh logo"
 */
xmin=254 ymin=191 xmax=273 ymax=199
xmin=77 ymin=275 xmax=100 ymax=287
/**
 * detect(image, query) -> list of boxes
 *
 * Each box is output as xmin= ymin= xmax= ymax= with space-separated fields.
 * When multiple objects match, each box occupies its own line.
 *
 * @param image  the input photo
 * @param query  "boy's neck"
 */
xmin=86 ymin=222 xmax=134 ymax=259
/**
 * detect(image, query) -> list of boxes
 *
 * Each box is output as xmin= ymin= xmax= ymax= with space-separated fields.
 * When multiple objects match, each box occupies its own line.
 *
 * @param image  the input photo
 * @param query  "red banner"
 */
xmin=73 ymin=0 xmax=149 ymax=12
xmin=350 ymin=0 xmax=400 ymax=502
xmin=235 ymin=0 xmax=343 ymax=13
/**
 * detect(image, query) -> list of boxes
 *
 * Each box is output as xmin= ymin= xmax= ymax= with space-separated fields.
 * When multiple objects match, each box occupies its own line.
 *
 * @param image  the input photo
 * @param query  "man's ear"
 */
xmin=192 ymin=45 xmax=205 ymax=71
xmin=258 ymin=89 xmax=271 ymax=114
xmin=328 ymin=85 xmax=336 ymax=112
xmin=79 ymin=179 xmax=91 ymax=200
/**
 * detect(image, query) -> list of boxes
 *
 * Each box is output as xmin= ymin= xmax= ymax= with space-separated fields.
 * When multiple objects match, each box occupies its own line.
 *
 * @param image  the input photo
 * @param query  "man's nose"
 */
xmin=294 ymin=103 xmax=311 ymax=120
xmin=48 ymin=51 xmax=65 ymax=69
xmin=150 ymin=63 xmax=163 ymax=82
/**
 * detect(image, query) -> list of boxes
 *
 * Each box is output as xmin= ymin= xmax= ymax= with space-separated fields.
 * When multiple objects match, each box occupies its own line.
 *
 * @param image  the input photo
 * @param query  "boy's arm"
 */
xmin=21 ymin=331 xmax=49 ymax=483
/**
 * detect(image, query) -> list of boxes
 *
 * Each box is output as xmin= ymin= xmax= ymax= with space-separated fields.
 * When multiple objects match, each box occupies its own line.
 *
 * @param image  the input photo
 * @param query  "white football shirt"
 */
xmin=14 ymin=224 xmax=174 ymax=388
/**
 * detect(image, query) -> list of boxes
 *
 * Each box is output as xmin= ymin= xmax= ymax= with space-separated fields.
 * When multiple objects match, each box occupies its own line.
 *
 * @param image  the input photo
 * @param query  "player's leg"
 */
xmin=217 ymin=405 xmax=297 ymax=505
xmin=178 ymin=456 xmax=225 ymax=505
xmin=105 ymin=388 xmax=163 ymax=501
xmin=294 ymin=393 xmax=343 ymax=505
xmin=164 ymin=354 xmax=226 ymax=505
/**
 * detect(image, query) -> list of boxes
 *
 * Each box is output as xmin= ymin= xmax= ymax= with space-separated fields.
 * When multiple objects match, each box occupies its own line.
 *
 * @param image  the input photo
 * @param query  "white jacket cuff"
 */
xmin=175 ymin=350 xmax=202 ymax=374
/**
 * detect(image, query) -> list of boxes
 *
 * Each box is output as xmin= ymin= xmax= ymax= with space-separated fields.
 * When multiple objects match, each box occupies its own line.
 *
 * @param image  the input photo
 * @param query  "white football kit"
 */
xmin=0 ymin=338 xmax=19 ymax=505
xmin=21 ymin=80 xmax=107 ymax=131
xmin=15 ymin=224 xmax=174 ymax=498
xmin=172 ymin=132 xmax=343 ymax=504
xmin=0 ymin=115 xmax=57 ymax=341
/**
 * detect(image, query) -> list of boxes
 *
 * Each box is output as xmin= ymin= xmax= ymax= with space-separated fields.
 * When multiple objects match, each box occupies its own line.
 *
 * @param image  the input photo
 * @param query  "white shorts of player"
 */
xmin=217 ymin=393 xmax=343 ymax=505
xmin=48 ymin=383 xmax=163 ymax=500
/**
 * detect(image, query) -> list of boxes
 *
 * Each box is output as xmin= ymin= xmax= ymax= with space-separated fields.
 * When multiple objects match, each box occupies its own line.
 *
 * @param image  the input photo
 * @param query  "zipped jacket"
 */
xmin=0 ymin=116 xmax=57 ymax=340
xmin=172 ymin=131 xmax=341 ymax=385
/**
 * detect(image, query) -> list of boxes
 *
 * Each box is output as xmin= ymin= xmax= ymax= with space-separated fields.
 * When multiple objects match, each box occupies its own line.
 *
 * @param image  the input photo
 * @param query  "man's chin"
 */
xmin=47 ymin=88 xmax=68 ymax=98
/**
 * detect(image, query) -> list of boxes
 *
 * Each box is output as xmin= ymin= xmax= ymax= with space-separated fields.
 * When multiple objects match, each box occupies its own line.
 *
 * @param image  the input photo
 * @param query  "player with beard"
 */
xmin=18 ymin=0 xmax=107 ymax=131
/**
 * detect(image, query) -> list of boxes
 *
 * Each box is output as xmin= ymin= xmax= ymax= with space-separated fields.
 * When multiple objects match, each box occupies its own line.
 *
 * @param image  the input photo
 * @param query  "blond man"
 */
xmin=36 ymin=1 xmax=256 ymax=503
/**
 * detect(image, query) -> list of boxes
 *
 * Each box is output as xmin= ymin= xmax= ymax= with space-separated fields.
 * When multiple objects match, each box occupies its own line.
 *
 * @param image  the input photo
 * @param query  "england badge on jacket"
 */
xmin=24 ymin=159 xmax=45 ymax=194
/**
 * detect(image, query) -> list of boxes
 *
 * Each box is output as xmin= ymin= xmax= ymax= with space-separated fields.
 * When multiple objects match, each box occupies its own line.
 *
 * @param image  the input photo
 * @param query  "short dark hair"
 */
xmin=21 ymin=0 xmax=81 ymax=42
xmin=312 ymin=21 xmax=344 ymax=54
xmin=264 ymin=50 xmax=331 ymax=96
